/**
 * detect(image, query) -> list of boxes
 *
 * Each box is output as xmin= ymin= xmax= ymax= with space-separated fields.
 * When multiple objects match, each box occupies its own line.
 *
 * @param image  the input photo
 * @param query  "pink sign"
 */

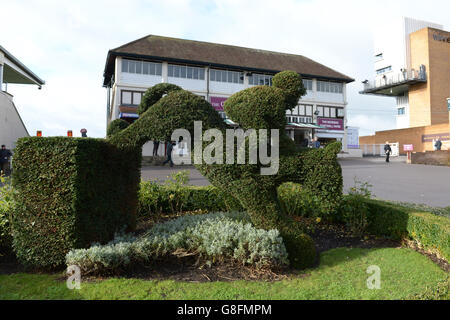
xmin=317 ymin=118 xmax=344 ymax=131
xmin=403 ymin=144 xmax=414 ymax=151
xmin=210 ymin=96 xmax=228 ymax=111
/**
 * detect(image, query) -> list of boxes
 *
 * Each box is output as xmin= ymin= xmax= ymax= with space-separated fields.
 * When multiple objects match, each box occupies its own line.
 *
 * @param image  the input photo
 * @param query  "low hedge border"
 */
xmin=360 ymin=198 xmax=449 ymax=261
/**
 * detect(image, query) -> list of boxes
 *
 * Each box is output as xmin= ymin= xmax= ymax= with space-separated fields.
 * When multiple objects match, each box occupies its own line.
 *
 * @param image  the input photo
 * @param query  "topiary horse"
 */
xmin=109 ymin=70 xmax=343 ymax=269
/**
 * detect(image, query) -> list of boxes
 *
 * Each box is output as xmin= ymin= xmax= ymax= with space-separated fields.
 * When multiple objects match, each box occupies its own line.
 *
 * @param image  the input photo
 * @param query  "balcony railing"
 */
xmin=361 ymin=66 xmax=427 ymax=96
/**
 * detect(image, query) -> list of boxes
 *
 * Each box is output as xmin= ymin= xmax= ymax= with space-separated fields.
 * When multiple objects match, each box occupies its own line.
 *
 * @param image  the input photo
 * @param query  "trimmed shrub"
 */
xmin=0 ymin=176 xmax=14 ymax=252
xmin=138 ymin=181 xmax=242 ymax=216
xmin=106 ymin=119 xmax=129 ymax=138
xmin=355 ymin=198 xmax=449 ymax=261
xmin=11 ymin=137 xmax=140 ymax=268
xmin=66 ymin=212 xmax=289 ymax=275
xmin=137 ymin=83 xmax=182 ymax=115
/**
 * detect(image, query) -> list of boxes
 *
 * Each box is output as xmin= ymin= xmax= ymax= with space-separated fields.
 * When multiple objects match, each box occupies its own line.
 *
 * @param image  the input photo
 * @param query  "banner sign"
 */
xmin=317 ymin=118 xmax=344 ymax=131
xmin=210 ymin=96 xmax=228 ymax=111
xmin=403 ymin=144 xmax=413 ymax=151
xmin=421 ymin=132 xmax=450 ymax=142
xmin=346 ymin=127 xmax=359 ymax=149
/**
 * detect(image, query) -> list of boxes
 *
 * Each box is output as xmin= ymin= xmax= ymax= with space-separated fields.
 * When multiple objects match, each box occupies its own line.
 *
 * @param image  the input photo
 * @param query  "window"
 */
xmin=376 ymin=66 xmax=392 ymax=75
xmin=210 ymin=69 xmax=244 ymax=84
xmin=305 ymin=105 xmax=313 ymax=116
xmin=248 ymin=73 xmax=273 ymax=86
xmin=337 ymin=108 xmax=344 ymax=118
xmin=398 ymin=107 xmax=406 ymax=115
xmin=316 ymin=106 xmax=323 ymax=117
xmin=168 ymin=64 xmax=205 ymax=80
xmin=324 ymin=107 xmax=330 ymax=117
xmin=121 ymin=90 xmax=144 ymax=106
xmin=317 ymin=80 xmax=343 ymax=93
xmin=122 ymin=59 xmax=162 ymax=76
xmin=302 ymin=79 xmax=313 ymax=90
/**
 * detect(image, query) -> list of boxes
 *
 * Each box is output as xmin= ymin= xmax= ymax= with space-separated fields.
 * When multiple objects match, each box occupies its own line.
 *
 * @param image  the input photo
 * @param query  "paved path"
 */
xmin=141 ymin=157 xmax=450 ymax=207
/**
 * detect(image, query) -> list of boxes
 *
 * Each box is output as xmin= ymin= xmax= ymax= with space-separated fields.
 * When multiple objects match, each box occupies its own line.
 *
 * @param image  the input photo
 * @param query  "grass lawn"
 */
xmin=0 ymin=247 xmax=447 ymax=300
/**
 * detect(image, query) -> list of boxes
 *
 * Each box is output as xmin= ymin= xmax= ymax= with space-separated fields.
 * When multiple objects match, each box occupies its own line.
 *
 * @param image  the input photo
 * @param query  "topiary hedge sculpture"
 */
xmin=110 ymin=72 xmax=343 ymax=269
xmin=12 ymin=72 xmax=342 ymax=270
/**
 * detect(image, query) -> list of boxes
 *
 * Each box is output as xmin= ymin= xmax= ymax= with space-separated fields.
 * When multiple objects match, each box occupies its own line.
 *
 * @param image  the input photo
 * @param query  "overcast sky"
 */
xmin=1 ymin=0 xmax=448 ymax=137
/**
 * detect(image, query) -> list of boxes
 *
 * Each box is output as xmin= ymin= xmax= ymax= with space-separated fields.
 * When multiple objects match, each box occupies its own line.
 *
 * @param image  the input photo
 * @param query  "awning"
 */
xmin=286 ymin=122 xmax=324 ymax=129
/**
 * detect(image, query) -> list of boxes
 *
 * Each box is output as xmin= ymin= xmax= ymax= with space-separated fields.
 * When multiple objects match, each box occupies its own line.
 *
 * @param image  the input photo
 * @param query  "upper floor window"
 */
xmin=248 ymin=73 xmax=273 ymax=86
xmin=121 ymin=90 xmax=144 ymax=106
xmin=302 ymin=79 xmax=313 ymax=91
xmin=376 ymin=66 xmax=392 ymax=75
xmin=317 ymin=81 xmax=343 ymax=93
xmin=122 ymin=59 xmax=162 ymax=76
xmin=316 ymin=106 xmax=344 ymax=118
xmin=210 ymin=69 xmax=244 ymax=84
xmin=168 ymin=64 xmax=205 ymax=80
xmin=397 ymin=107 xmax=406 ymax=115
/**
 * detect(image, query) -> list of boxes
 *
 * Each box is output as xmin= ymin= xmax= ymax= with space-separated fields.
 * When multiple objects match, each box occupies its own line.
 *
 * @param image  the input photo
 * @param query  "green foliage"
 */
xmin=138 ymin=181 xmax=242 ymax=217
xmin=109 ymin=90 xmax=226 ymax=148
xmin=106 ymin=119 xmax=130 ymax=137
xmin=271 ymin=70 xmax=306 ymax=108
xmin=137 ymin=83 xmax=182 ymax=115
xmin=356 ymin=198 xmax=450 ymax=261
xmin=339 ymin=195 xmax=369 ymax=236
xmin=11 ymin=137 xmax=140 ymax=269
xmin=0 ymin=176 xmax=15 ymax=252
xmin=66 ymin=212 xmax=288 ymax=275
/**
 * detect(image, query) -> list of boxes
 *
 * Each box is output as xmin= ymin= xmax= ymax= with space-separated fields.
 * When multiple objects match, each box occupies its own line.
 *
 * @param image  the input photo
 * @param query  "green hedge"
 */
xmin=11 ymin=137 xmax=140 ymax=268
xmin=138 ymin=181 xmax=242 ymax=216
xmin=360 ymin=199 xmax=450 ymax=261
xmin=106 ymin=119 xmax=130 ymax=138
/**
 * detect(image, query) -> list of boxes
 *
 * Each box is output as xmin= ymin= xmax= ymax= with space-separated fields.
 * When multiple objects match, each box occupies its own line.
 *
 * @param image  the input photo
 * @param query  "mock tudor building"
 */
xmin=102 ymin=35 xmax=354 ymax=155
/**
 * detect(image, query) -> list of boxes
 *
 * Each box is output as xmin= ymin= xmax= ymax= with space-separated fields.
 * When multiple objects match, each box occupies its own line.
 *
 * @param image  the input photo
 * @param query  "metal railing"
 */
xmin=362 ymin=67 xmax=426 ymax=92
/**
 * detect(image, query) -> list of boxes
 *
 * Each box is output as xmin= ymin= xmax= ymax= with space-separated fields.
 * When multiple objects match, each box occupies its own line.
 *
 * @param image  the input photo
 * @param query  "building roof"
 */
xmin=103 ymin=35 xmax=354 ymax=86
xmin=0 ymin=46 xmax=45 ymax=87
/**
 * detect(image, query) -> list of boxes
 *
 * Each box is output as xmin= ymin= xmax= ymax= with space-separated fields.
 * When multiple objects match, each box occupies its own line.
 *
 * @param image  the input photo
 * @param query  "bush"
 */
xmin=138 ymin=170 xmax=243 ymax=217
xmin=106 ymin=119 xmax=129 ymax=138
xmin=339 ymin=195 xmax=369 ymax=236
xmin=66 ymin=212 xmax=289 ymax=275
xmin=137 ymin=83 xmax=182 ymax=115
xmin=357 ymin=198 xmax=449 ymax=261
xmin=11 ymin=137 xmax=140 ymax=268
xmin=0 ymin=176 xmax=15 ymax=252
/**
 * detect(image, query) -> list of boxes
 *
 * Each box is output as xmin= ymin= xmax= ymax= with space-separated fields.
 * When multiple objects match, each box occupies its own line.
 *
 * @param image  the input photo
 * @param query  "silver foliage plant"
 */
xmin=66 ymin=212 xmax=288 ymax=275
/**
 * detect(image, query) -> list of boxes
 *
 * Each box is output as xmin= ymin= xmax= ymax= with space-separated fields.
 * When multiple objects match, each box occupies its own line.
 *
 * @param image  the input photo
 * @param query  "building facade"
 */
xmin=360 ymin=17 xmax=450 ymax=153
xmin=103 ymin=35 xmax=353 ymax=155
xmin=0 ymin=46 xmax=45 ymax=150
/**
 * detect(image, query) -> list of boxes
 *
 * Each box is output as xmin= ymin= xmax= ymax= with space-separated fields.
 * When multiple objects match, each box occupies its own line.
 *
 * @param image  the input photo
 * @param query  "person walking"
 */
xmin=162 ymin=141 xmax=175 ymax=167
xmin=435 ymin=138 xmax=442 ymax=151
xmin=312 ymin=137 xmax=321 ymax=149
xmin=0 ymin=145 xmax=12 ymax=176
xmin=153 ymin=140 xmax=160 ymax=156
xmin=384 ymin=141 xmax=392 ymax=163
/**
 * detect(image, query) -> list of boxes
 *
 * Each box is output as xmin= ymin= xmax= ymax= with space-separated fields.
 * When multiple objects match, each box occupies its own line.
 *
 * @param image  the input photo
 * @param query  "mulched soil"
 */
xmin=1 ymin=217 xmax=448 ymax=282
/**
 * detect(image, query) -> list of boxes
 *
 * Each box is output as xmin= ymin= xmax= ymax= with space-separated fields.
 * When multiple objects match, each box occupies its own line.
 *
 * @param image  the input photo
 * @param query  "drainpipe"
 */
xmin=206 ymin=65 xmax=210 ymax=101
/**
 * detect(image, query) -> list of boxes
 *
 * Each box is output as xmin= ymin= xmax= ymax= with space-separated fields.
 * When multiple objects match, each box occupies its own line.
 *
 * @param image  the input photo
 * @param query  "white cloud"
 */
xmin=1 ymin=0 xmax=448 ymax=137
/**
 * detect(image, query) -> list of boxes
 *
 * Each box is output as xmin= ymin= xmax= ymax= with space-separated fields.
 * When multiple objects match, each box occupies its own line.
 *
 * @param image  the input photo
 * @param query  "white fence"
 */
xmin=361 ymin=143 xmax=399 ymax=157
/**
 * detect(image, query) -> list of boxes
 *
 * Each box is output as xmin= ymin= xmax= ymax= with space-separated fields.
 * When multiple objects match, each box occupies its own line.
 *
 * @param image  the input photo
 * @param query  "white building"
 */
xmin=102 ymin=35 xmax=353 ymax=155
xmin=368 ymin=17 xmax=443 ymax=129
xmin=0 ymin=46 xmax=45 ymax=150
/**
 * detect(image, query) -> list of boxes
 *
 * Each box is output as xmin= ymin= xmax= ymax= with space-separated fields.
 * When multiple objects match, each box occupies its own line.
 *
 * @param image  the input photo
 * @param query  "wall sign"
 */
xmin=210 ymin=96 xmax=228 ymax=111
xmin=403 ymin=144 xmax=414 ymax=151
xmin=317 ymin=118 xmax=344 ymax=131
xmin=422 ymin=132 xmax=450 ymax=142
xmin=346 ymin=127 xmax=359 ymax=149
